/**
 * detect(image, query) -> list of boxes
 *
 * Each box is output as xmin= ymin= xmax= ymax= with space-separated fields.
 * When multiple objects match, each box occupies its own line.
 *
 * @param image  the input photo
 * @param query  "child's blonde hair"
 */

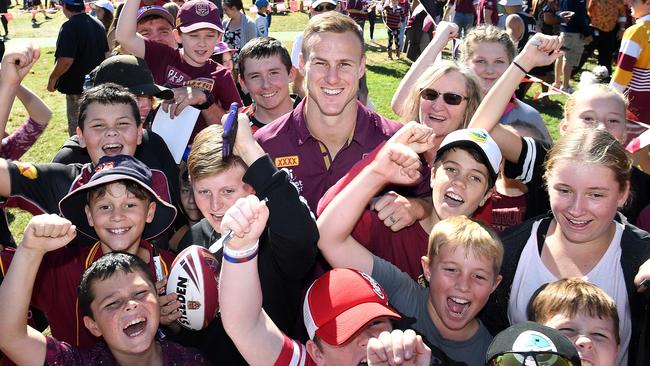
xmin=543 ymin=128 xmax=631 ymax=193
xmin=426 ymin=216 xmax=503 ymax=276
xmin=529 ymin=278 xmax=620 ymax=344
xmin=563 ymin=84 xmax=628 ymax=122
xmin=458 ymin=25 xmax=517 ymax=64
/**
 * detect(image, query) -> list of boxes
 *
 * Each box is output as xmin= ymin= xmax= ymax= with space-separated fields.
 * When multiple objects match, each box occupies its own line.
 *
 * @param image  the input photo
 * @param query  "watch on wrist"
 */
xmin=194 ymin=89 xmax=214 ymax=110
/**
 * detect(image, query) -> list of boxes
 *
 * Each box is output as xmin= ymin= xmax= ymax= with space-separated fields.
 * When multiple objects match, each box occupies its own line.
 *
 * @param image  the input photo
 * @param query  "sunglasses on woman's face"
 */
xmin=488 ymin=352 xmax=575 ymax=366
xmin=314 ymin=3 xmax=336 ymax=11
xmin=419 ymin=88 xmax=468 ymax=106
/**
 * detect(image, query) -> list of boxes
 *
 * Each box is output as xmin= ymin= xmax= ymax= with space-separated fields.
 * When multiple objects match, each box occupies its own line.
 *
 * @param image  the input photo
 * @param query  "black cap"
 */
xmin=92 ymin=55 xmax=174 ymax=100
xmin=59 ymin=155 xmax=177 ymax=240
xmin=486 ymin=322 xmax=582 ymax=365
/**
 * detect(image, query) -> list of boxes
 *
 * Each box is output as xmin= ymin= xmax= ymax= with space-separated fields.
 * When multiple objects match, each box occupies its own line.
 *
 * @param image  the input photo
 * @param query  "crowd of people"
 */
xmin=0 ymin=0 xmax=649 ymax=365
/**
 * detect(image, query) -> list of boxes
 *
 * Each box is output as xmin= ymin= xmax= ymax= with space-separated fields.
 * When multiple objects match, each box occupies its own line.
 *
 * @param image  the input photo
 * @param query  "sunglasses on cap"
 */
xmin=314 ymin=3 xmax=336 ymax=11
xmin=419 ymin=88 xmax=468 ymax=106
xmin=488 ymin=352 xmax=576 ymax=366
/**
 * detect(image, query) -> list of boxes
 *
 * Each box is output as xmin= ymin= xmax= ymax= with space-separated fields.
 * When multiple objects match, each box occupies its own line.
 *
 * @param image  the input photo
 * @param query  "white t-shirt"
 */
xmin=290 ymin=33 xmax=304 ymax=67
xmin=508 ymin=219 xmax=631 ymax=366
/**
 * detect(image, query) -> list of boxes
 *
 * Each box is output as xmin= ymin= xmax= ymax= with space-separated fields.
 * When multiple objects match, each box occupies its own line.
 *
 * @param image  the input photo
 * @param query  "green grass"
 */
xmin=5 ymin=5 xmax=67 ymax=38
xmin=5 ymin=10 xmax=581 ymax=240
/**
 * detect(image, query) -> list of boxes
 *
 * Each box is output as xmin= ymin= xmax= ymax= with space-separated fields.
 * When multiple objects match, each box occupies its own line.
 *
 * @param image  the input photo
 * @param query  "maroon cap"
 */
xmin=303 ymin=269 xmax=401 ymax=346
xmin=176 ymin=0 xmax=224 ymax=33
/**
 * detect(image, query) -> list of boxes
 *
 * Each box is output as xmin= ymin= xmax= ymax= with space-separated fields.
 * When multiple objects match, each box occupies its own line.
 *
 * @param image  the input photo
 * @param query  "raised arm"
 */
xmin=317 ymin=122 xmax=434 ymax=273
xmin=468 ymin=33 xmax=563 ymax=163
xmin=391 ymin=21 xmax=458 ymax=116
xmin=232 ymin=113 xmax=318 ymax=279
xmin=219 ymin=195 xmax=286 ymax=366
xmin=15 ymin=85 xmax=52 ymax=128
xmin=0 ymin=44 xmax=41 ymax=135
xmin=0 ymin=215 xmax=76 ymax=366
xmin=115 ymin=0 xmax=146 ymax=58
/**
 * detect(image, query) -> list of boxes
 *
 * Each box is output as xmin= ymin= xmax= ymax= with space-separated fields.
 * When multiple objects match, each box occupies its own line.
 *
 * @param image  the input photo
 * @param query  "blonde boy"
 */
xmin=529 ymin=278 xmax=620 ymax=366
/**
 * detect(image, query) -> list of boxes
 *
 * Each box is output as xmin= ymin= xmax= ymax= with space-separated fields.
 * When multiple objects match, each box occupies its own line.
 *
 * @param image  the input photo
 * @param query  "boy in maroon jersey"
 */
xmin=0 ymin=219 xmax=207 ymax=365
xmin=0 ymin=155 xmax=178 ymax=350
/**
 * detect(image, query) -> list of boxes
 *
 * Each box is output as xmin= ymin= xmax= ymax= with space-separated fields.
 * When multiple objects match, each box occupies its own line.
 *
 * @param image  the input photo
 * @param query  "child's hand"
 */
xmin=371 ymin=142 xmax=422 ymax=186
xmin=20 ymin=214 xmax=76 ymax=254
xmin=367 ymin=329 xmax=431 ymax=366
xmin=220 ymin=195 xmax=269 ymax=250
xmin=0 ymin=44 xmax=41 ymax=87
xmin=371 ymin=191 xmax=422 ymax=231
xmin=436 ymin=21 xmax=459 ymax=40
xmin=516 ymin=33 xmax=563 ymax=71
xmin=389 ymin=121 xmax=437 ymax=154
xmin=156 ymin=278 xmax=183 ymax=325
xmin=163 ymin=86 xmax=209 ymax=118
xmin=227 ymin=113 xmax=255 ymax=158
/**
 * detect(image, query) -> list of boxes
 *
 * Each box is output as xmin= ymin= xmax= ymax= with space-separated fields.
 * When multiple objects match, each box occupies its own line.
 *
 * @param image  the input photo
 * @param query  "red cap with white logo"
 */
xmin=302 ymin=268 xmax=401 ymax=346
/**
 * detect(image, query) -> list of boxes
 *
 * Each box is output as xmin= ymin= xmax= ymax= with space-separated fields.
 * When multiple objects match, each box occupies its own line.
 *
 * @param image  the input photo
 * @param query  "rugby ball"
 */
xmin=166 ymin=245 xmax=221 ymax=330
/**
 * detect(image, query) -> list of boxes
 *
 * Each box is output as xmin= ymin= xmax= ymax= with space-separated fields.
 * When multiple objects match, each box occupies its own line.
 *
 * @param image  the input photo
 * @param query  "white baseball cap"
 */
xmin=434 ymin=128 xmax=502 ymax=183
xmin=91 ymin=0 xmax=114 ymax=14
xmin=311 ymin=0 xmax=337 ymax=9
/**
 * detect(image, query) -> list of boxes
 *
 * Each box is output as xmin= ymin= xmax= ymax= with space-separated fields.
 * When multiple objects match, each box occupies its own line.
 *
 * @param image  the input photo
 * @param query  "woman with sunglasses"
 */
xmin=471 ymin=33 xmax=650 ymax=366
xmin=392 ymin=21 xmax=552 ymax=144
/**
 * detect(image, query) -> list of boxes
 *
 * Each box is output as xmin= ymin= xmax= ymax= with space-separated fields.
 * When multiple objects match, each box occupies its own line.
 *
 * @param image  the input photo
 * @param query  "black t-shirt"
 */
xmin=515 ymin=11 xmax=537 ymax=52
xmin=54 ymin=13 xmax=108 ymax=94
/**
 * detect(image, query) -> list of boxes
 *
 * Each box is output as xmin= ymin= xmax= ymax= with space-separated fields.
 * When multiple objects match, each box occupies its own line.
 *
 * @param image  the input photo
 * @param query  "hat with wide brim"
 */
xmin=59 ymin=155 xmax=177 ymax=240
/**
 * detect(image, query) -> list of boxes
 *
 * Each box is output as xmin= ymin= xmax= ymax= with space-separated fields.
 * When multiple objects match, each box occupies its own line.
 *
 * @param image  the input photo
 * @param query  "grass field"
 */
xmin=4 ymin=6 xmax=574 ymax=240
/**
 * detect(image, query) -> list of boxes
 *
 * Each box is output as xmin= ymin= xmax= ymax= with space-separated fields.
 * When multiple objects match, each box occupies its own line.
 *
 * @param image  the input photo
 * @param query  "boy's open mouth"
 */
xmin=107 ymin=227 xmax=131 ymax=235
xmin=443 ymin=192 xmax=464 ymax=207
xmin=102 ymin=143 xmax=123 ymax=155
xmin=447 ymin=297 xmax=470 ymax=318
xmin=123 ymin=317 xmax=147 ymax=337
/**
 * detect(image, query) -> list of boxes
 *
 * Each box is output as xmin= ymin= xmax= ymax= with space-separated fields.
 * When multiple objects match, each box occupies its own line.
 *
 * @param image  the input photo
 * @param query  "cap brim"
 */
xmin=137 ymin=8 xmax=175 ymax=26
xmin=316 ymin=302 xmax=400 ymax=346
xmin=311 ymin=0 xmax=337 ymax=7
xmin=435 ymin=140 xmax=498 ymax=181
xmin=179 ymin=23 xmax=224 ymax=33
xmin=59 ymin=174 xmax=177 ymax=240
xmin=129 ymin=83 xmax=175 ymax=100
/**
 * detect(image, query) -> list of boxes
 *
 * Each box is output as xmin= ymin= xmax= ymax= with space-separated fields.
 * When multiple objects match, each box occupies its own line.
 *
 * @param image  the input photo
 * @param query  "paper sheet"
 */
xmin=152 ymin=106 xmax=200 ymax=164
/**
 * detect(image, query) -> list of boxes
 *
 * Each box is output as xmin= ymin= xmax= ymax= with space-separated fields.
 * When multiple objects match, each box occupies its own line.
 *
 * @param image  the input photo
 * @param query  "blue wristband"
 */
xmin=222 ymin=248 xmax=259 ymax=263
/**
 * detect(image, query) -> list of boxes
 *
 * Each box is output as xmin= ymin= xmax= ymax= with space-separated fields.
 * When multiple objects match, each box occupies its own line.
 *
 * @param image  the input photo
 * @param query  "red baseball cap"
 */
xmin=176 ymin=0 xmax=224 ymax=33
xmin=303 ymin=268 xmax=401 ymax=346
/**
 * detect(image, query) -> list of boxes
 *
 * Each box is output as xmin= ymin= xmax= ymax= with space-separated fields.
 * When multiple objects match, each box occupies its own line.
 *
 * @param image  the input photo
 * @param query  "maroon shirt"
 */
xmin=45 ymin=337 xmax=210 ymax=365
xmin=144 ymin=40 xmax=242 ymax=142
xmin=449 ymin=0 xmax=475 ymax=14
xmin=317 ymin=146 xmax=429 ymax=280
xmin=254 ymin=98 xmax=403 ymax=211
xmin=476 ymin=0 xmax=499 ymax=25
xmin=473 ymin=191 xmax=528 ymax=233
xmin=0 ymin=241 xmax=175 ymax=349
xmin=347 ymin=0 xmax=368 ymax=23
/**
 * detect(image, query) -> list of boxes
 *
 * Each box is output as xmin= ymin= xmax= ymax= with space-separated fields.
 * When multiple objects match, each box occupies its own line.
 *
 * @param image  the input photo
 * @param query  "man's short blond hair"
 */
xmin=301 ymin=12 xmax=364 ymax=60
xmin=426 ymin=216 xmax=503 ymax=276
